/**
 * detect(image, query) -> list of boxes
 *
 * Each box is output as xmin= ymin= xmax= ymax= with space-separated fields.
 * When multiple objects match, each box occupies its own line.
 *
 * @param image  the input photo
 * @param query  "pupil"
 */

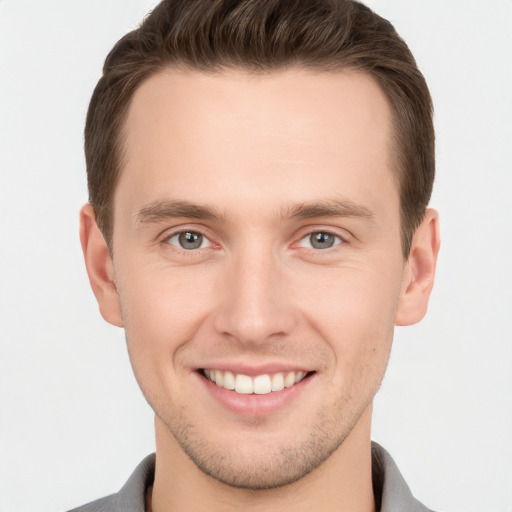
xmin=179 ymin=231 xmax=202 ymax=249
xmin=311 ymin=232 xmax=334 ymax=249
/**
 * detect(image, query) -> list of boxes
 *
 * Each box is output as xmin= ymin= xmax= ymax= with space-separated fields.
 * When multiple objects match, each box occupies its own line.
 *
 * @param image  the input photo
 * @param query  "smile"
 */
xmin=202 ymin=369 xmax=309 ymax=395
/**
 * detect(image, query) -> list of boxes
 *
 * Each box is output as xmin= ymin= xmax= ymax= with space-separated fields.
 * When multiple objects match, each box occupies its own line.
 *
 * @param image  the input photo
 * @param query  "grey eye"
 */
xmin=179 ymin=231 xmax=203 ymax=249
xmin=167 ymin=231 xmax=210 ymax=250
xmin=300 ymin=231 xmax=341 ymax=250
xmin=310 ymin=232 xmax=335 ymax=249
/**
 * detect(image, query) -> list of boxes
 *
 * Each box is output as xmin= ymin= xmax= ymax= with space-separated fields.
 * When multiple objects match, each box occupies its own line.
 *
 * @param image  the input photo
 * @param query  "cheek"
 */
xmin=298 ymin=265 xmax=400 ymax=373
xmin=116 ymin=262 xmax=219 ymax=370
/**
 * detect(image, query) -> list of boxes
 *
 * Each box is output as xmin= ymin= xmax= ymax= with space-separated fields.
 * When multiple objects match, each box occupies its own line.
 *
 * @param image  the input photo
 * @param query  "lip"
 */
xmin=195 ymin=368 xmax=314 ymax=417
xmin=194 ymin=360 xmax=311 ymax=377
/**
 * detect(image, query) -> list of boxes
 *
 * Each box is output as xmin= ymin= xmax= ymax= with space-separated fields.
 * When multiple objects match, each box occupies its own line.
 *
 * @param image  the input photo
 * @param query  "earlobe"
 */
xmin=80 ymin=203 xmax=124 ymax=327
xmin=395 ymin=208 xmax=440 ymax=326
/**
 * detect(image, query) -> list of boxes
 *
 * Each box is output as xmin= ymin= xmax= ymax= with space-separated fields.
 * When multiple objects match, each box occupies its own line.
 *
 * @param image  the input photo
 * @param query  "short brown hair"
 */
xmin=85 ymin=0 xmax=434 ymax=256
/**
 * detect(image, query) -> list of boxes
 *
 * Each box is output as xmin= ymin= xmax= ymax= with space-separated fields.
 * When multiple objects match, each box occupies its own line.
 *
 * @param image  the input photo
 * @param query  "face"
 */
xmin=99 ymin=68 xmax=412 ymax=488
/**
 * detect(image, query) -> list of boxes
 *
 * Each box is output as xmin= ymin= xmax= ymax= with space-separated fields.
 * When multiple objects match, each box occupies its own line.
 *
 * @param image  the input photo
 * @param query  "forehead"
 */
xmin=116 ymin=67 xmax=397 ymax=220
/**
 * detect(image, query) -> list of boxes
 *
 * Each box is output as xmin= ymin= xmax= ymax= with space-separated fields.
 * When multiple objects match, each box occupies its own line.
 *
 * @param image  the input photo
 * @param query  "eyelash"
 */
xmin=297 ymin=229 xmax=344 ymax=250
xmin=162 ymin=229 xmax=214 ymax=252
xmin=161 ymin=227 xmax=348 ymax=254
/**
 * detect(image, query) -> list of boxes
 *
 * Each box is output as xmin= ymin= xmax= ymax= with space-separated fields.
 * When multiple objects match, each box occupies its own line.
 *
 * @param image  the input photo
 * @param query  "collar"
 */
xmin=74 ymin=442 xmax=433 ymax=512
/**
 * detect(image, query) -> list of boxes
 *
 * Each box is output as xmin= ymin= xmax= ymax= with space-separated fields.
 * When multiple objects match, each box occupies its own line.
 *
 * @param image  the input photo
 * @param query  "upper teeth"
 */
xmin=203 ymin=369 xmax=307 ymax=395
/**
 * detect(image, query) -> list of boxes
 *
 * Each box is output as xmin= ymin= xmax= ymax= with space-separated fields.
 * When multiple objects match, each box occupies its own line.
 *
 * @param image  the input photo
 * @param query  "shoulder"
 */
xmin=372 ymin=442 xmax=436 ymax=512
xmin=67 ymin=494 xmax=117 ymax=512
xmin=66 ymin=454 xmax=155 ymax=512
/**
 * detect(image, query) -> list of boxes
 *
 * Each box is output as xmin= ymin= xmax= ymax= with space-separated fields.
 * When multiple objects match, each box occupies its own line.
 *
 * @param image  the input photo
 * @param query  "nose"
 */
xmin=212 ymin=247 xmax=298 ymax=346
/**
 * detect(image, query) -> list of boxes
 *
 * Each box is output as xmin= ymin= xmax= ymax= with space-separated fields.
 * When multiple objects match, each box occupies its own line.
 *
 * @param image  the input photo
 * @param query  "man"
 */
xmin=74 ymin=0 xmax=440 ymax=510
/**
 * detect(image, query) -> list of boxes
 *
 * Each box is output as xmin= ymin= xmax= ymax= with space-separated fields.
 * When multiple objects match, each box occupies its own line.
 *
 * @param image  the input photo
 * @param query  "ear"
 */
xmin=80 ymin=203 xmax=123 ymax=327
xmin=395 ymin=208 xmax=440 ymax=326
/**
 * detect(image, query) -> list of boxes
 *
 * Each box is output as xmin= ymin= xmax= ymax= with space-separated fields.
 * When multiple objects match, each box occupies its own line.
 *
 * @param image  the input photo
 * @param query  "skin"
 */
xmin=81 ymin=68 xmax=440 ymax=512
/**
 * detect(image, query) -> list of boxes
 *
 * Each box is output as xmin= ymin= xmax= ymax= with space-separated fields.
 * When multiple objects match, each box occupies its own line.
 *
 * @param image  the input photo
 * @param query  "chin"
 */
xmin=180 ymin=438 xmax=337 ymax=490
xmin=159 ymin=399 xmax=366 ymax=490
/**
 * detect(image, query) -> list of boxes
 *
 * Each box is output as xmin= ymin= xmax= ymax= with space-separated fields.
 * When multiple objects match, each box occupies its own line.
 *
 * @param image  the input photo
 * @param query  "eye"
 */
xmin=166 ymin=231 xmax=211 ymax=250
xmin=299 ymin=231 xmax=342 ymax=250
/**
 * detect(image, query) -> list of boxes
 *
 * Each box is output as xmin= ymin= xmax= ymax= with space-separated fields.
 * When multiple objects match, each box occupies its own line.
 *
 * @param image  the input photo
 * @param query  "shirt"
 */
xmin=68 ymin=442 xmax=434 ymax=512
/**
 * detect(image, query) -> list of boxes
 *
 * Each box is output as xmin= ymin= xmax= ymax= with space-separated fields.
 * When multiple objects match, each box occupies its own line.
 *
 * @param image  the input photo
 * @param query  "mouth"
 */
xmin=200 ymin=368 xmax=312 ymax=395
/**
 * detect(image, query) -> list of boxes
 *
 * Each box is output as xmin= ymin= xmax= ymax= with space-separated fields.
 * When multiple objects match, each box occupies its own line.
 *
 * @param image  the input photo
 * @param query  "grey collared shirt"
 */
xmin=68 ymin=443 xmax=434 ymax=512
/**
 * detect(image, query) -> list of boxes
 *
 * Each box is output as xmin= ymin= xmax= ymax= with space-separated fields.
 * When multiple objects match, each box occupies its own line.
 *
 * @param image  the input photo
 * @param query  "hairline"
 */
xmin=105 ymin=63 xmax=413 ymax=258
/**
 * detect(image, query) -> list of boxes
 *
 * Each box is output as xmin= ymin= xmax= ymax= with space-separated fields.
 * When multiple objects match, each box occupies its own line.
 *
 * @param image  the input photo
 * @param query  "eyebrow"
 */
xmin=285 ymin=199 xmax=375 ymax=222
xmin=134 ymin=198 xmax=375 ymax=225
xmin=135 ymin=200 xmax=225 ymax=224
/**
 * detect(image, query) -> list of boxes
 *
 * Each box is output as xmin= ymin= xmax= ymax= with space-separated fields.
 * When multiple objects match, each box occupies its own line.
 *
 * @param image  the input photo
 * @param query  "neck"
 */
xmin=150 ymin=406 xmax=376 ymax=512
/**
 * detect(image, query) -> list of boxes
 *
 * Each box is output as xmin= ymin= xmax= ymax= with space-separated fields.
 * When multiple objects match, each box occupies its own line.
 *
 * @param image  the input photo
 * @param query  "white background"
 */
xmin=0 ymin=1 xmax=511 ymax=511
